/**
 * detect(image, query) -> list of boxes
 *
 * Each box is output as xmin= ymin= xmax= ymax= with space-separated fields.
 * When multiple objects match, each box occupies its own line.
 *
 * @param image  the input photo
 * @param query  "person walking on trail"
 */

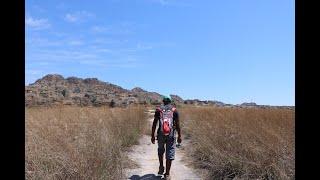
xmin=151 ymin=96 xmax=182 ymax=180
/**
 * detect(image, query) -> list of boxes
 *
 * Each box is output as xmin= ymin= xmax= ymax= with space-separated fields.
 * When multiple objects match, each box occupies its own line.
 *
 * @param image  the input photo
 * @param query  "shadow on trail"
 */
xmin=129 ymin=174 xmax=163 ymax=180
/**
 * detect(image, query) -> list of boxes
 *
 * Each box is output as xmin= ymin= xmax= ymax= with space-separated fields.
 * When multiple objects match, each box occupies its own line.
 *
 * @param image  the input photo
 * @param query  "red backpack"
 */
xmin=157 ymin=106 xmax=176 ymax=136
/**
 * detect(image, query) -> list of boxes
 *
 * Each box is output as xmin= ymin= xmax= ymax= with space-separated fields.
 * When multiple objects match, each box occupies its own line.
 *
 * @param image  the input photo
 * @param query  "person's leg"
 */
xmin=159 ymin=154 xmax=164 ymax=167
xmin=158 ymin=154 xmax=164 ymax=174
xmin=165 ymin=159 xmax=172 ymax=175
xmin=157 ymin=136 xmax=165 ymax=174
xmin=164 ymin=136 xmax=176 ymax=175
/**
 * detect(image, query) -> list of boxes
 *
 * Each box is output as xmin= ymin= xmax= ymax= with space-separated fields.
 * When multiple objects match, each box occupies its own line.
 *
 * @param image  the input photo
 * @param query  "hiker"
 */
xmin=151 ymin=96 xmax=182 ymax=179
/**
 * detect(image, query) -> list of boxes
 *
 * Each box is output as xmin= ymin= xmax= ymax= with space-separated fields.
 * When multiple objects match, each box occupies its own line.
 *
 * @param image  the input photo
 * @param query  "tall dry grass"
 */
xmin=180 ymin=106 xmax=295 ymax=179
xmin=25 ymin=106 xmax=147 ymax=180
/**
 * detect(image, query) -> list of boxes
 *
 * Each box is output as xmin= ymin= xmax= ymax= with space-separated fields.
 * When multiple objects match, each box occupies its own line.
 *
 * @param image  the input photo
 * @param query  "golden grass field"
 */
xmin=179 ymin=106 xmax=295 ymax=179
xmin=25 ymin=106 xmax=147 ymax=180
xmin=26 ymin=105 xmax=294 ymax=180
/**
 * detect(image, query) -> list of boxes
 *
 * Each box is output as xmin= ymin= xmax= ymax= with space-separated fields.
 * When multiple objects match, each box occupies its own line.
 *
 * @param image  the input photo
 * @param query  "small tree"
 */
xmin=110 ymin=99 xmax=115 ymax=108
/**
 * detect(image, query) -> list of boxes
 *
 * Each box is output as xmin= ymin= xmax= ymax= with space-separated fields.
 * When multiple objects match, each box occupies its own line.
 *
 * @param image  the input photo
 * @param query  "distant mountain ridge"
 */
xmin=25 ymin=74 xmax=294 ymax=110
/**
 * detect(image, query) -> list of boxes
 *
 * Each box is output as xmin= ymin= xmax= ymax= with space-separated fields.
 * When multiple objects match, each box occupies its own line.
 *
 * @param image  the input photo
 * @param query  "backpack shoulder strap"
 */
xmin=156 ymin=106 xmax=164 ymax=120
xmin=156 ymin=106 xmax=162 ymax=112
xmin=171 ymin=107 xmax=177 ymax=129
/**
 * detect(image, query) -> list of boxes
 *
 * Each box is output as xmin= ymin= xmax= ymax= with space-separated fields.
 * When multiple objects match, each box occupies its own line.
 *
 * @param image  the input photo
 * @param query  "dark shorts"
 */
xmin=157 ymin=135 xmax=176 ymax=160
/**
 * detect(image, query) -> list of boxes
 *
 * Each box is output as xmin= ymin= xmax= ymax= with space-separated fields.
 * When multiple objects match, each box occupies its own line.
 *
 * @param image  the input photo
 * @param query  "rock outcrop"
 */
xmin=26 ymin=74 xmax=135 ymax=107
xmin=170 ymin=94 xmax=184 ymax=104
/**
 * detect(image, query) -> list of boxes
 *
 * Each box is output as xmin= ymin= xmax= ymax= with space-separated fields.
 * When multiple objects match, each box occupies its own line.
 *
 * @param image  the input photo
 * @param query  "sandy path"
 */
xmin=124 ymin=110 xmax=202 ymax=180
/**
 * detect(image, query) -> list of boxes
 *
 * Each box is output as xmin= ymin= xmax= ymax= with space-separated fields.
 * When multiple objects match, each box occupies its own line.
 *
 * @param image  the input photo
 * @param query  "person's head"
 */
xmin=162 ymin=96 xmax=172 ymax=105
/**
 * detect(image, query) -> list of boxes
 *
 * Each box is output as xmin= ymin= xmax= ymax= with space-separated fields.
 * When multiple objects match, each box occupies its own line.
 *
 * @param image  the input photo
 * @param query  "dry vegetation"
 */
xmin=25 ymin=106 xmax=147 ymax=180
xmin=180 ymin=106 xmax=295 ymax=180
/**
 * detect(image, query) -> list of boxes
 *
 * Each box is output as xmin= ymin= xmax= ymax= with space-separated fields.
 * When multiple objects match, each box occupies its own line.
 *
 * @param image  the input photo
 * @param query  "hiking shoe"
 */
xmin=164 ymin=174 xmax=170 ymax=180
xmin=158 ymin=166 xmax=164 ymax=174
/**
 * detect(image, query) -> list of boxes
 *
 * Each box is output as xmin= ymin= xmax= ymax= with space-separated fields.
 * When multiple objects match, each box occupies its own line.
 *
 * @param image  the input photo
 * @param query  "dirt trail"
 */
xmin=124 ymin=110 xmax=202 ymax=180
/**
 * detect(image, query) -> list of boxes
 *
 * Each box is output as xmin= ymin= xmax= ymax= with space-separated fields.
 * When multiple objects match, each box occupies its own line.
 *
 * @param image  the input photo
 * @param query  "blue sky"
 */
xmin=26 ymin=0 xmax=295 ymax=106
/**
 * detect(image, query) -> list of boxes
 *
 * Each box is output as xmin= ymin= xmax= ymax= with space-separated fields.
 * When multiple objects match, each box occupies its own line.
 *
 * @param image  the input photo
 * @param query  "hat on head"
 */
xmin=162 ymin=95 xmax=172 ymax=104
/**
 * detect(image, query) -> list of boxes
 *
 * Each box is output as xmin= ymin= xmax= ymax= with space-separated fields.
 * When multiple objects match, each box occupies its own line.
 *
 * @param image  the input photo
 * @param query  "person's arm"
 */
xmin=174 ymin=111 xmax=182 ymax=143
xmin=151 ymin=109 xmax=160 ymax=144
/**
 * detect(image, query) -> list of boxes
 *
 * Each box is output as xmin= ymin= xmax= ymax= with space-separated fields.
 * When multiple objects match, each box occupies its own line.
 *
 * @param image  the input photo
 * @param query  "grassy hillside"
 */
xmin=25 ymin=106 xmax=147 ymax=179
xmin=180 ymin=107 xmax=295 ymax=179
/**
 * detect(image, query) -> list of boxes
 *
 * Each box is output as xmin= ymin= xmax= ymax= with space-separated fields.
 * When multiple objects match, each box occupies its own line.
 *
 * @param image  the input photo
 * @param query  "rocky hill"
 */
xmin=25 ymin=74 xmax=294 ymax=110
xmin=25 ymin=74 xmax=168 ymax=107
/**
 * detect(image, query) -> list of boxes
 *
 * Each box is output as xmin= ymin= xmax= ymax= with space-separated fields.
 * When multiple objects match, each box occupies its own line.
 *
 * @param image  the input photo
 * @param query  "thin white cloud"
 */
xmin=68 ymin=40 xmax=84 ymax=46
xmin=50 ymin=31 xmax=68 ymax=38
xmin=56 ymin=2 xmax=67 ymax=10
xmin=26 ymin=37 xmax=88 ymax=47
xmin=64 ymin=11 xmax=94 ymax=23
xmin=117 ymin=43 xmax=153 ymax=53
xmin=95 ymin=48 xmax=113 ymax=53
xmin=26 ymin=37 xmax=62 ymax=47
xmin=151 ymin=0 xmax=169 ymax=5
xmin=78 ymin=58 xmax=139 ymax=68
xmin=27 ymin=47 xmax=140 ymax=69
xmin=136 ymin=43 xmax=153 ymax=50
xmin=25 ymin=16 xmax=51 ymax=30
xmin=148 ymin=0 xmax=191 ymax=7
xmin=78 ymin=59 xmax=108 ymax=67
xmin=32 ymin=5 xmax=46 ymax=13
xmin=27 ymin=49 xmax=99 ymax=63
xmin=26 ymin=69 xmax=42 ymax=75
xmin=93 ymin=38 xmax=129 ymax=45
xmin=65 ymin=14 xmax=77 ymax=22
xmin=91 ymin=26 xmax=109 ymax=33
xmin=90 ymin=22 xmax=134 ymax=35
